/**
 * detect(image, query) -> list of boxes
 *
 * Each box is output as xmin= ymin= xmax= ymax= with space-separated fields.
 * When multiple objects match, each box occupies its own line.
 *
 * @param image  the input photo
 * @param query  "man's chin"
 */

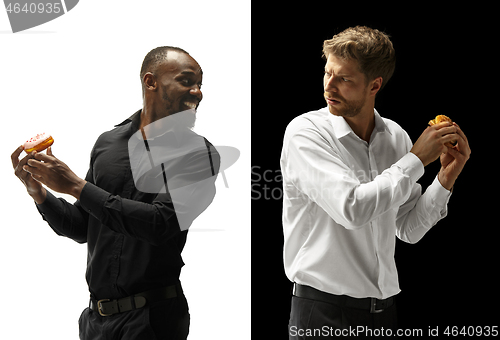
xmin=328 ymin=104 xmax=343 ymax=116
xmin=328 ymin=103 xmax=364 ymax=119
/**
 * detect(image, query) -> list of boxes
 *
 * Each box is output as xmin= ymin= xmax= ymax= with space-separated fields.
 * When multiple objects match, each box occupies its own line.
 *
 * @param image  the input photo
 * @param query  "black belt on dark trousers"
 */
xmin=293 ymin=283 xmax=395 ymax=313
xmin=90 ymin=283 xmax=180 ymax=317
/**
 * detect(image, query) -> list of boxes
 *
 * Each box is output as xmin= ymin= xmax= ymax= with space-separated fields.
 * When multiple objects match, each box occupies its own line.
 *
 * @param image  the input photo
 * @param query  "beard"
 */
xmin=325 ymin=91 xmax=367 ymax=118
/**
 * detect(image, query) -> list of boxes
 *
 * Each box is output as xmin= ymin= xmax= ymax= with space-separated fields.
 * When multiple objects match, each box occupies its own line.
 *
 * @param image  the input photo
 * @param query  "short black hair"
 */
xmin=140 ymin=46 xmax=190 ymax=82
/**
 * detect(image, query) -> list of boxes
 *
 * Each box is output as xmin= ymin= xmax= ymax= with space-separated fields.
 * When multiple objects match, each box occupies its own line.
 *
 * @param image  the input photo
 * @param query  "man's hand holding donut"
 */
xmin=11 ymin=145 xmax=47 ymax=204
xmin=12 ymin=146 xmax=86 ymax=202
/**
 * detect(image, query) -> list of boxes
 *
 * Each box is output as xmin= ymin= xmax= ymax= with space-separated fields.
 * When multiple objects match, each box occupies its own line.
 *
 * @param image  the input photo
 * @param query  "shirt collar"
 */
xmin=115 ymin=109 xmax=142 ymax=130
xmin=373 ymin=109 xmax=391 ymax=135
xmin=323 ymin=107 xmax=391 ymax=139
xmin=122 ymin=109 xmax=194 ymax=147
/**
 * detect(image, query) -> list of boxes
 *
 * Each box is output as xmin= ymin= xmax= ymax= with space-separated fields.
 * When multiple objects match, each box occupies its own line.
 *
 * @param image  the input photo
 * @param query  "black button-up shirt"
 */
xmin=36 ymin=110 xmax=219 ymax=300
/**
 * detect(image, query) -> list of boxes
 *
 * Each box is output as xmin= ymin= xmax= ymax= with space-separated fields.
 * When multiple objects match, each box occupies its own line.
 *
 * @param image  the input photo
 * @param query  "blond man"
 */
xmin=281 ymin=26 xmax=471 ymax=338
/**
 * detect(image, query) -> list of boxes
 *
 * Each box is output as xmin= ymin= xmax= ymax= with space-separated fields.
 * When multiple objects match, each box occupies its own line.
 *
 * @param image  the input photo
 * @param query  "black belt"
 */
xmin=294 ymin=284 xmax=394 ymax=313
xmin=90 ymin=284 xmax=179 ymax=317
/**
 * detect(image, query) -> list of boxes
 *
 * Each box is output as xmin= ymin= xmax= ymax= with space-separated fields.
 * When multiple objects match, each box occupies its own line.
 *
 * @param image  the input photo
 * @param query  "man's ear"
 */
xmin=369 ymin=76 xmax=383 ymax=96
xmin=143 ymin=72 xmax=157 ymax=92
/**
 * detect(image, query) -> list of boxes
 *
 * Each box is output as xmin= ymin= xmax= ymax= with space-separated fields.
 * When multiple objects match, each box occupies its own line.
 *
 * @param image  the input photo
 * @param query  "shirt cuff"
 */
xmin=395 ymin=152 xmax=425 ymax=184
xmin=427 ymin=175 xmax=452 ymax=206
xmin=78 ymin=182 xmax=109 ymax=220
xmin=35 ymin=189 xmax=60 ymax=221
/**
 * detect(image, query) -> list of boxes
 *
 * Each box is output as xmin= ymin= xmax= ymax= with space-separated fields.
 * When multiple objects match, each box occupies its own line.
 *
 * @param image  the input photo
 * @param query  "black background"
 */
xmin=251 ymin=3 xmax=496 ymax=336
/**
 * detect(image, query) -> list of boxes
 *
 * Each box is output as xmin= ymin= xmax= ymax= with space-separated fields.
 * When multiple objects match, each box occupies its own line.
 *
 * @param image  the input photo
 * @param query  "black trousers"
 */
xmin=79 ymin=292 xmax=190 ymax=340
xmin=289 ymin=295 xmax=398 ymax=339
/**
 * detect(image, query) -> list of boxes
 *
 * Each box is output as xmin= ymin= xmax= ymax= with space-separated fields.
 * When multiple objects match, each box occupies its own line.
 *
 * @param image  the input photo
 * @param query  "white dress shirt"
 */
xmin=281 ymin=107 xmax=452 ymax=299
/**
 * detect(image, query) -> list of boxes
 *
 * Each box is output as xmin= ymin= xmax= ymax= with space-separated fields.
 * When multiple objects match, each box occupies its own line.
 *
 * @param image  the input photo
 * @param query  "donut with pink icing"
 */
xmin=24 ymin=133 xmax=54 ymax=154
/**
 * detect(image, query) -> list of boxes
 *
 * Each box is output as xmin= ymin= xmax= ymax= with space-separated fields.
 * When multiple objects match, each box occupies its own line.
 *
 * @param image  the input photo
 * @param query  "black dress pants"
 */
xmin=79 ymin=292 xmax=190 ymax=340
xmin=289 ymin=295 xmax=398 ymax=339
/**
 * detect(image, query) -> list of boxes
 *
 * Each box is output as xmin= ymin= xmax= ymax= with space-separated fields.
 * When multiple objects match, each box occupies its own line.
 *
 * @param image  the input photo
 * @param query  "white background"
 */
xmin=0 ymin=1 xmax=250 ymax=339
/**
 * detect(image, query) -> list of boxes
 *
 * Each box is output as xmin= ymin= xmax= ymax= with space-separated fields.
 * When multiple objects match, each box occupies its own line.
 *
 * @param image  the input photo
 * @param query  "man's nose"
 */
xmin=190 ymin=86 xmax=203 ymax=102
xmin=324 ymin=75 xmax=338 ymax=92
